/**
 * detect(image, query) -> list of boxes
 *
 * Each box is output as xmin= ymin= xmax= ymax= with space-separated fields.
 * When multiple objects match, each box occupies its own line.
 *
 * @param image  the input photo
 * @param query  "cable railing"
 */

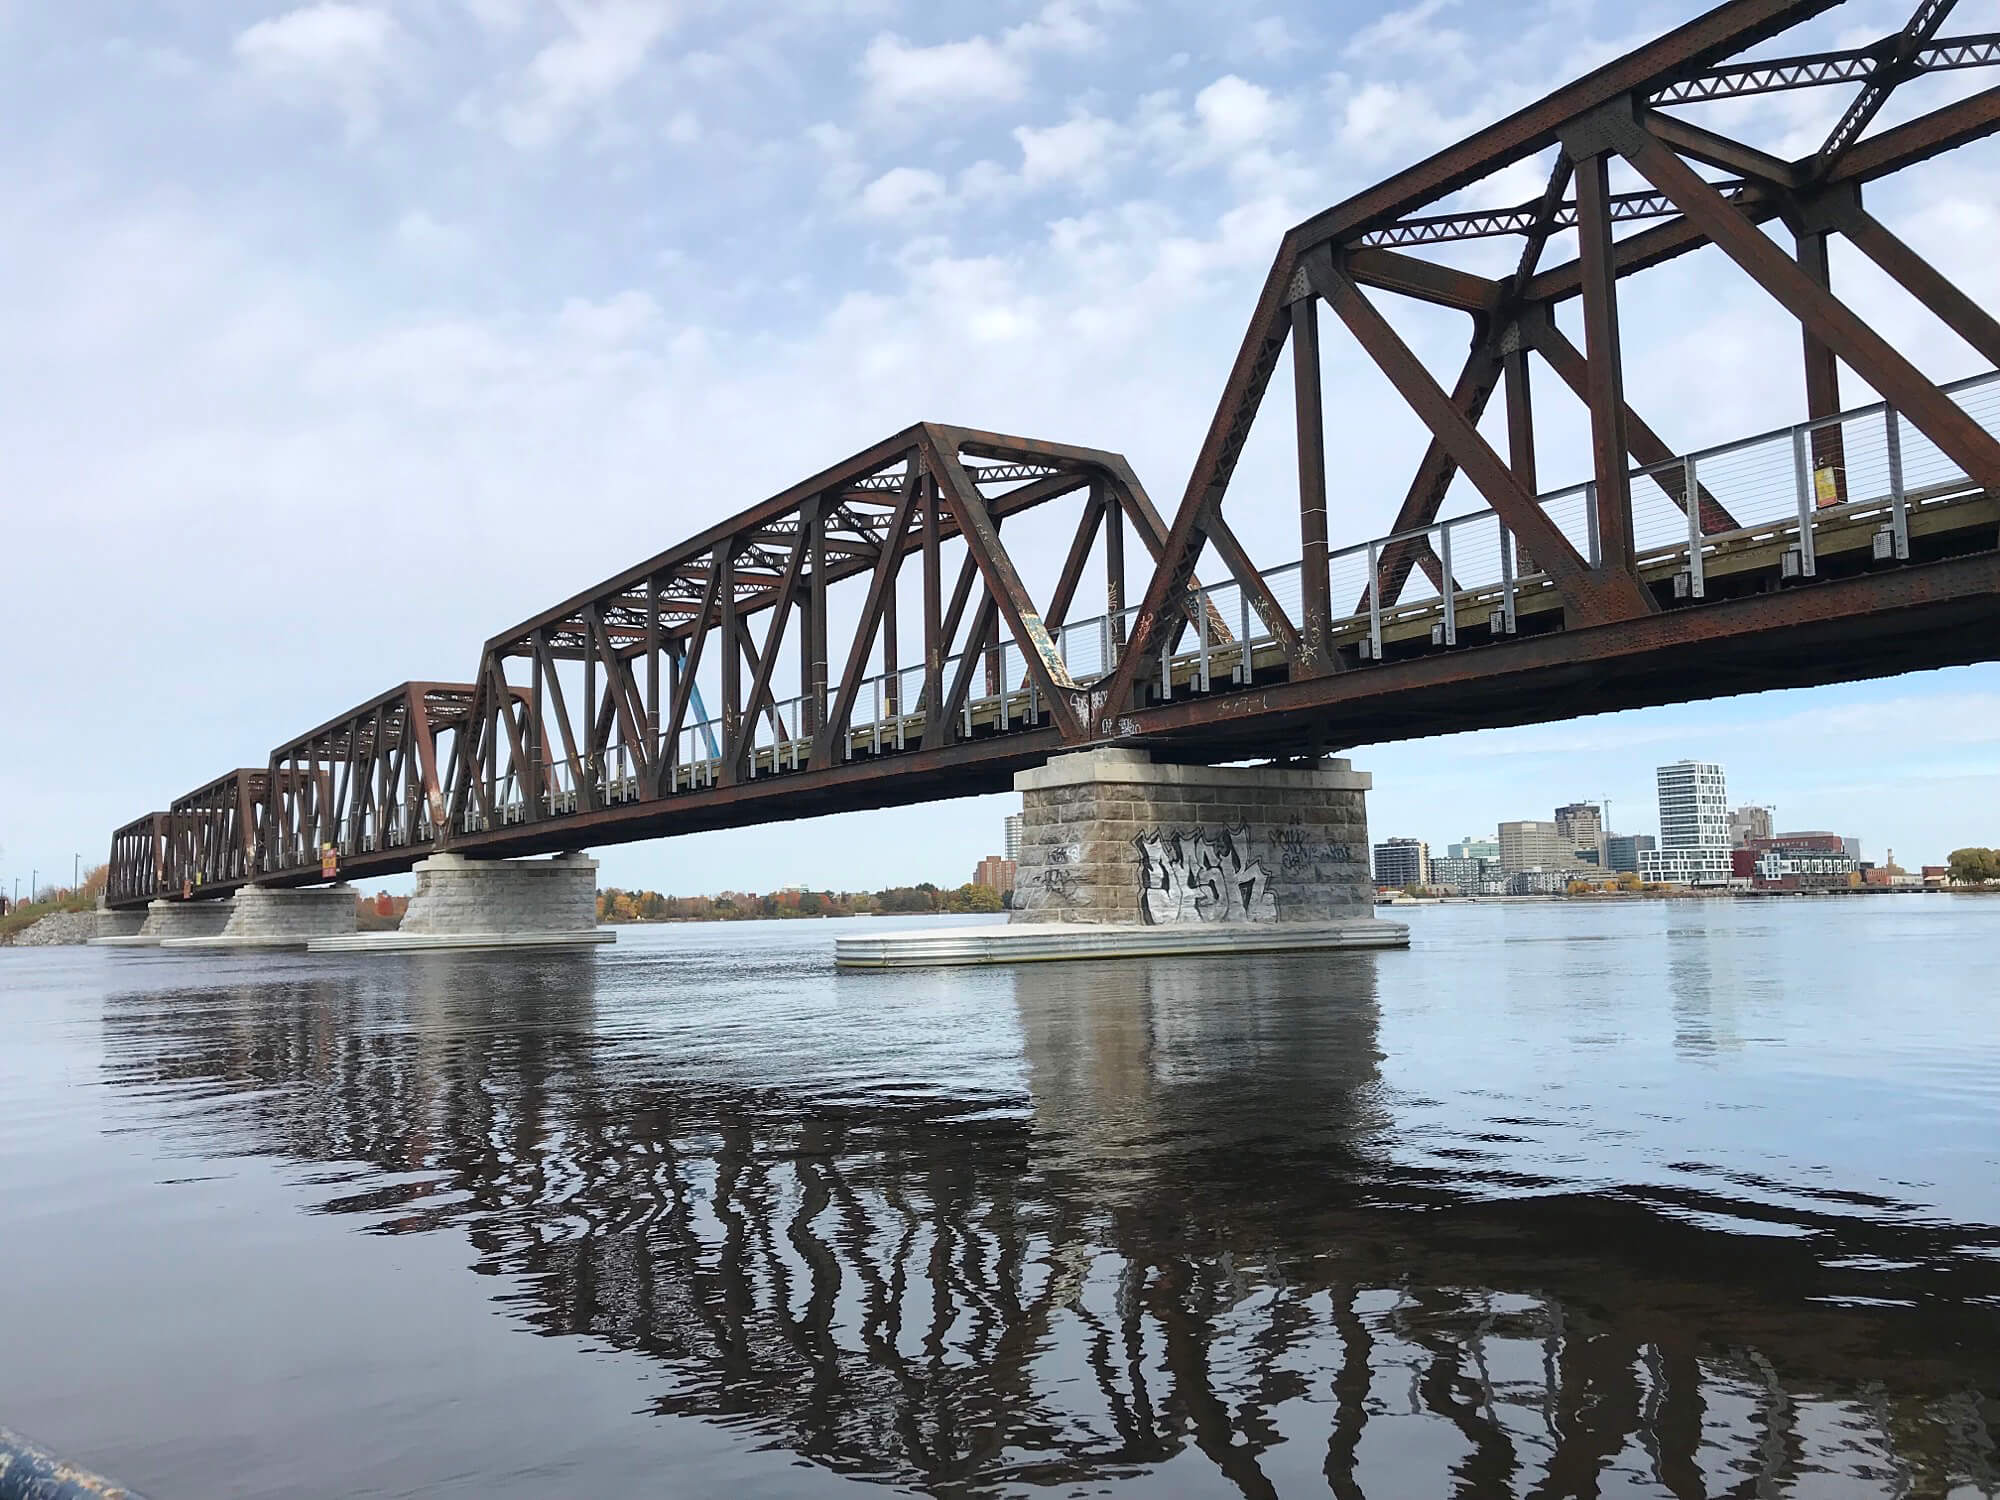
xmin=458 ymin=370 xmax=1998 ymax=819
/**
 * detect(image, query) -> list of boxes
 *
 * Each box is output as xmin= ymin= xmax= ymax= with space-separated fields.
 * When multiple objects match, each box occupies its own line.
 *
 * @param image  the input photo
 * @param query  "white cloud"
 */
xmin=1344 ymin=0 xmax=1467 ymax=62
xmin=234 ymin=3 xmax=404 ymax=135
xmin=1014 ymin=112 xmax=1120 ymax=187
xmin=856 ymin=1 xmax=1109 ymax=117
xmin=1194 ymin=75 xmax=1280 ymax=150
xmin=857 ymin=32 xmax=1027 ymax=114
xmin=491 ymin=0 xmax=679 ymax=148
xmin=858 ymin=165 xmax=948 ymax=218
xmin=1245 ymin=17 xmax=1302 ymax=59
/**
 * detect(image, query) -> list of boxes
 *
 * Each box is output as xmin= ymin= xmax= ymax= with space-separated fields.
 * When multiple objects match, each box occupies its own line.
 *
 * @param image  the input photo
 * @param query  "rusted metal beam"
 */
xmin=1312 ymin=251 xmax=1651 ymax=627
xmin=1570 ymin=145 xmax=1639 ymax=581
xmin=924 ymin=426 xmax=1085 ymax=738
xmin=1817 ymin=0 xmax=1960 ymax=172
xmin=1620 ymin=110 xmax=2000 ymax=492
xmin=1291 ymin=0 xmax=1832 ymax=248
xmin=1293 ymin=294 xmax=1333 ymax=674
xmin=1828 ymin=194 xmax=2000 ymax=366
xmin=1523 ymin=313 xmax=1741 ymax=532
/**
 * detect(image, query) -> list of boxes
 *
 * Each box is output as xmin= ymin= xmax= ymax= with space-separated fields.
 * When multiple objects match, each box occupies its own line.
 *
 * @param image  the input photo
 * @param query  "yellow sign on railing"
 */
xmin=1814 ymin=466 xmax=1842 ymax=508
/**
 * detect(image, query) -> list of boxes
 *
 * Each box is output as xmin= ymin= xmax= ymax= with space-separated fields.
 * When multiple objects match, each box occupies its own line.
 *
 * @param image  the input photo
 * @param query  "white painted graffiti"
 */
xmin=1134 ymin=826 xmax=1277 ymax=925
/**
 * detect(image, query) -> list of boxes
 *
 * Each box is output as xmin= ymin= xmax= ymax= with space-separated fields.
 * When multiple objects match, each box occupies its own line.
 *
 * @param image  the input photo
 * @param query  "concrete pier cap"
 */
xmin=310 ymin=851 xmax=612 ymax=954
xmin=835 ymin=747 xmax=1407 ymax=969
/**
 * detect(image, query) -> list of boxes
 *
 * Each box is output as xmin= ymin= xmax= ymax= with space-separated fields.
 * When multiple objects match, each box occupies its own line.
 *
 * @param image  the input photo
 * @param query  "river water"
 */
xmin=1 ymin=897 xmax=1996 ymax=1498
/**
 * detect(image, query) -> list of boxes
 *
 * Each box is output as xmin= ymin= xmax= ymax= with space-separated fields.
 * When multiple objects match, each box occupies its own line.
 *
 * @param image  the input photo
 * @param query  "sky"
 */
xmin=3 ymin=0 xmax=1998 ymax=899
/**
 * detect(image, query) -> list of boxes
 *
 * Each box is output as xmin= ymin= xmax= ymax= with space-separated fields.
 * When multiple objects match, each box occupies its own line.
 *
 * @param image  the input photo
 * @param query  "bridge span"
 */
xmin=109 ymin=0 xmax=2000 ymax=910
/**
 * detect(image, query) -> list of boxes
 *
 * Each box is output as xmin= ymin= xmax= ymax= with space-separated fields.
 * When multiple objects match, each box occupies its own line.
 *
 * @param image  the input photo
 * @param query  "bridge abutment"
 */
xmin=311 ymin=852 xmax=612 ymax=953
xmin=836 ymin=748 xmax=1407 ymax=968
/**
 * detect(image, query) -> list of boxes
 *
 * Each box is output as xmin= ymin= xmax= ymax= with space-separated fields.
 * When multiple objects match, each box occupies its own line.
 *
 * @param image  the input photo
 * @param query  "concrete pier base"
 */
xmin=835 ymin=748 xmax=1407 ymax=969
xmin=88 ymin=901 xmax=150 ymax=944
xmin=310 ymin=853 xmax=611 ymax=953
xmin=93 ymin=897 xmax=236 ymax=947
xmin=163 ymin=884 xmax=357 ymax=950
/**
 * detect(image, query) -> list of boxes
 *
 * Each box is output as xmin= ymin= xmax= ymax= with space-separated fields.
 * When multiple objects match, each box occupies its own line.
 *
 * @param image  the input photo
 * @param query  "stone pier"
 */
xmin=836 ymin=748 xmax=1407 ymax=968
xmin=163 ymin=884 xmax=358 ymax=950
xmin=89 ymin=900 xmax=149 ymax=944
xmin=311 ymin=852 xmax=612 ymax=953
xmin=91 ymin=897 xmax=236 ymax=947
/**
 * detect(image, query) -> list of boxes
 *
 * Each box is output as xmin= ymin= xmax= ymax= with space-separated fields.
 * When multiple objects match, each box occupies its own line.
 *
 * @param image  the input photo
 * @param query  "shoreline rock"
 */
xmin=4 ymin=910 xmax=98 ymax=947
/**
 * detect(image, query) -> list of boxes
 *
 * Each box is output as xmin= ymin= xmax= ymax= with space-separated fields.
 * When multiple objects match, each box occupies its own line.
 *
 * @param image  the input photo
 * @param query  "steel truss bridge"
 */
xmin=110 ymin=0 xmax=2000 ymax=909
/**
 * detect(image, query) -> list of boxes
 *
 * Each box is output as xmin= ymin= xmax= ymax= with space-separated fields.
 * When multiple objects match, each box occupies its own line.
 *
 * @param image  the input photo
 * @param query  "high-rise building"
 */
xmin=1003 ymin=813 xmax=1023 ymax=862
xmin=1554 ymin=802 xmax=1606 ymax=866
xmin=1448 ymin=835 xmax=1499 ymax=862
xmin=1640 ymin=760 xmax=1733 ymax=885
xmin=1498 ymin=820 xmax=1571 ymax=874
xmin=973 ymin=855 xmax=1017 ymax=896
xmin=1372 ymin=837 xmax=1430 ymax=889
xmin=1727 ymin=805 xmax=1773 ymax=847
xmin=1604 ymin=833 xmax=1656 ymax=874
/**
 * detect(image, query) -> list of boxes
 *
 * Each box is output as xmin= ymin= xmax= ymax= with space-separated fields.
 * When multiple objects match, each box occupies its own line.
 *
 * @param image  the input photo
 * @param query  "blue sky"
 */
xmin=3 ymin=0 xmax=1997 ymax=896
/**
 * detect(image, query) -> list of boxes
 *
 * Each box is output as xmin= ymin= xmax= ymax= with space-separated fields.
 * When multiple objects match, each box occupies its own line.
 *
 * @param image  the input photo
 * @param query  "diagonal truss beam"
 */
xmin=1616 ymin=110 xmax=2000 ymax=492
xmin=1311 ymin=252 xmax=1653 ymax=627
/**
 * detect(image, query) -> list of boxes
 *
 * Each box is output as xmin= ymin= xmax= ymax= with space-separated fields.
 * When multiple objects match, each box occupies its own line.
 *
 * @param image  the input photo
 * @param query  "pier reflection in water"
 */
xmin=93 ymin=922 xmax=2000 ymax=1497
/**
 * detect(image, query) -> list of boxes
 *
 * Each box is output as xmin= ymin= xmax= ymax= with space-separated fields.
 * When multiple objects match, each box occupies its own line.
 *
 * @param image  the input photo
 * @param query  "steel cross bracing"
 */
xmin=109 ymin=0 xmax=2000 ymax=906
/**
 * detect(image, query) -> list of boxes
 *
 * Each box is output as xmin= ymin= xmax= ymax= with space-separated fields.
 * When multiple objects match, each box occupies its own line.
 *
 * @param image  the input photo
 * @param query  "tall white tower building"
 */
xmin=1641 ymin=760 xmax=1734 ymax=885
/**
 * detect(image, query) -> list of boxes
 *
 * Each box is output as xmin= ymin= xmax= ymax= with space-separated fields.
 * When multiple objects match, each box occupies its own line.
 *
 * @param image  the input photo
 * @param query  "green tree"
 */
xmin=1947 ymin=847 xmax=2000 ymax=884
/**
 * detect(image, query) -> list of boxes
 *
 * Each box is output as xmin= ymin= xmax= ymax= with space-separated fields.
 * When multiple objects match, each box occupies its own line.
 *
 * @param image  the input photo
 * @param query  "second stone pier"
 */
xmin=836 ymin=748 xmax=1407 ymax=968
xmin=311 ymin=852 xmax=612 ymax=953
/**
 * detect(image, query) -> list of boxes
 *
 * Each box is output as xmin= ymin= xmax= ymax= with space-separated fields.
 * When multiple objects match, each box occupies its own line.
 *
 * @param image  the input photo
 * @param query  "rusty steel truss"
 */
xmin=1100 ymin=0 xmax=2000 ymax=725
xmin=108 ymin=0 xmax=2000 ymax=907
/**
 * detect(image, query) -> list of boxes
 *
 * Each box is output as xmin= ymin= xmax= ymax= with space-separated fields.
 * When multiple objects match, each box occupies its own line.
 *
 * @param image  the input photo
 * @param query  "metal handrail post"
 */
xmin=1584 ymin=481 xmax=1602 ymax=568
xmin=1197 ymin=587 xmax=1211 ymax=690
xmin=1886 ymin=407 xmax=1910 ymax=560
xmin=1498 ymin=521 xmax=1516 ymax=634
xmin=1439 ymin=522 xmax=1456 ymax=645
xmin=1239 ymin=591 xmax=1251 ymax=682
xmin=1684 ymin=453 xmax=1704 ymax=598
xmin=1791 ymin=426 xmax=1817 ymax=576
xmin=1366 ymin=540 xmax=1382 ymax=660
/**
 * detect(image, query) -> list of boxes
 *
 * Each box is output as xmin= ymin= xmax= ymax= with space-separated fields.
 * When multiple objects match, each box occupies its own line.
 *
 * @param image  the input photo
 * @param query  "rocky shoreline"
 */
xmin=3 ymin=910 xmax=98 ymax=946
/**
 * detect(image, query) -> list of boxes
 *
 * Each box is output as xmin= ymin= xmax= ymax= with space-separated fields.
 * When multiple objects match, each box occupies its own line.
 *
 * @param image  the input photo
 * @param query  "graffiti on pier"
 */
xmin=1135 ymin=826 xmax=1276 ymax=925
xmin=1277 ymin=816 xmax=1353 ymax=873
xmin=1033 ymin=843 xmax=1084 ymax=904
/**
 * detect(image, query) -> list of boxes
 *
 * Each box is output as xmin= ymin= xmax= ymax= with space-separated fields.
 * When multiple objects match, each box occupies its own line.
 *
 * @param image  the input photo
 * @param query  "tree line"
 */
xmin=596 ymin=882 xmax=1005 ymax=923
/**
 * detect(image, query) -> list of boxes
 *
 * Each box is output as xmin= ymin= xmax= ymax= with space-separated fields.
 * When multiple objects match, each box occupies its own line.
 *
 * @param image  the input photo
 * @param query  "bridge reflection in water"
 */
xmin=102 ymin=951 xmax=1998 ymax=1496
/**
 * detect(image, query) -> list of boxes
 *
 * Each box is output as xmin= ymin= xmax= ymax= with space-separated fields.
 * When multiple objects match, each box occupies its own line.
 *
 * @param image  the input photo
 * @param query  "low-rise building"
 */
xmin=1741 ymin=832 xmax=1857 ymax=892
xmin=1640 ymin=846 xmax=1736 ymax=886
xmin=1430 ymin=855 xmax=1501 ymax=894
xmin=1507 ymin=868 xmax=1569 ymax=895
